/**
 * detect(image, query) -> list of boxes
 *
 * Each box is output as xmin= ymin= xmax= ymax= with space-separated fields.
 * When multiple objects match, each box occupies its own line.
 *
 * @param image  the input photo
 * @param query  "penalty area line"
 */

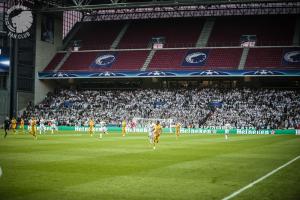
xmin=221 ymin=155 xmax=300 ymax=200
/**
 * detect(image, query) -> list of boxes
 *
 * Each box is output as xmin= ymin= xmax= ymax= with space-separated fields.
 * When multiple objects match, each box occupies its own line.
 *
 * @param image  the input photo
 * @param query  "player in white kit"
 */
xmin=51 ymin=119 xmax=58 ymax=134
xmin=224 ymin=123 xmax=231 ymax=140
xmin=99 ymin=121 xmax=108 ymax=139
xmin=148 ymin=123 xmax=155 ymax=144
xmin=39 ymin=118 xmax=46 ymax=134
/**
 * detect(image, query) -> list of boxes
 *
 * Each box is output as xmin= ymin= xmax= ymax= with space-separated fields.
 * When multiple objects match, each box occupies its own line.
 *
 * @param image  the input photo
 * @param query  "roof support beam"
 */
xmin=80 ymin=2 xmax=300 ymax=21
xmin=35 ymin=1 xmax=300 ymax=13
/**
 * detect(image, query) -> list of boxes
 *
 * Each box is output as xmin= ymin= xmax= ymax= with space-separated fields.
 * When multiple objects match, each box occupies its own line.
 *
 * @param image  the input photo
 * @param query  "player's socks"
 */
xmin=225 ymin=135 xmax=228 ymax=140
xmin=100 ymin=133 xmax=102 ymax=139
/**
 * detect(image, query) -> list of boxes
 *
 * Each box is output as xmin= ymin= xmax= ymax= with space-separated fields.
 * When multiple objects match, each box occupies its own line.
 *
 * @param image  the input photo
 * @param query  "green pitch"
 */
xmin=0 ymin=131 xmax=300 ymax=200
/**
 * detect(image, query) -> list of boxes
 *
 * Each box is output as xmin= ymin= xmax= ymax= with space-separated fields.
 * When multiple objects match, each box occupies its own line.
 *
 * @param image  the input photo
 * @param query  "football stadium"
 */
xmin=0 ymin=0 xmax=300 ymax=199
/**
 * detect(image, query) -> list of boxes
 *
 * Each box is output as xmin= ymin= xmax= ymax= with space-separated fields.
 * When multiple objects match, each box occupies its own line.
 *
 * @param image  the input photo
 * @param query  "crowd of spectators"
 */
xmin=22 ymin=88 xmax=300 ymax=129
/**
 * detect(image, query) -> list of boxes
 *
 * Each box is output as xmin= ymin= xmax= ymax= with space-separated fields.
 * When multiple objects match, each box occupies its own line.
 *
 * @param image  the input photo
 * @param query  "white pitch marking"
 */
xmin=222 ymin=155 xmax=300 ymax=200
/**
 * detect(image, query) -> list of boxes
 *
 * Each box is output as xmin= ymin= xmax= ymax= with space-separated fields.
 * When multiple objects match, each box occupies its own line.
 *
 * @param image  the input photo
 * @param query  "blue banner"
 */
xmin=90 ymin=52 xmax=117 ymax=68
xmin=210 ymin=101 xmax=223 ymax=107
xmin=181 ymin=49 xmax=209 ymax=67
xmin=282 ymin=48 xmax=300 ymax=66
xmin=38 ymin=69 xmax=300 ymax=79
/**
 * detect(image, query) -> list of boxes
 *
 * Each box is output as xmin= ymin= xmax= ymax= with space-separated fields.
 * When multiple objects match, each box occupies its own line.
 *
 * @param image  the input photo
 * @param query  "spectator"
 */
xmin=22 ymin=88 xmax=300 ymax=129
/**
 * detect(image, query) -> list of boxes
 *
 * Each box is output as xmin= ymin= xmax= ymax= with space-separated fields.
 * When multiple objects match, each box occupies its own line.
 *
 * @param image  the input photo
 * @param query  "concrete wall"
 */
xmin=34 ymin=13 xmax=63 ymax=104
xmin=0 ymin=90 xmax=9 ymax=124
xmin=17 ymin=91 xmax=34 ymax=114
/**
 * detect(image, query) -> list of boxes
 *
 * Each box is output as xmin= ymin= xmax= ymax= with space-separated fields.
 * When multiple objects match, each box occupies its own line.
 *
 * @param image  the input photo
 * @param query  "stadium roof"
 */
xmin=29 ymin=0 xmax=299 ymax=20
xmin=36 ymin=0 xmax=299 ymax=12
xmin=65 ymin=0 xmax=300 ymax=6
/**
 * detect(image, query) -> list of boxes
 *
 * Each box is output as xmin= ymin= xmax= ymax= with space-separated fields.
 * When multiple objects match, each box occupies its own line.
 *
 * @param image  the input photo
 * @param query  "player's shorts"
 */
xmin=31 ymin=126 xmax=36 ymax=133
xmin=12 ymin=125 xmax=16 ymax=129
xmin=154 ymin=133 xmax=160 ymax=141
xmin=225 ymin=129 xmax=229 ymax=134
xmin=20 ymin=125 xmax=24 ymax=129
xmin=176 ymin=130 xmax=180 ymax=135
xmin=100 ymin=127 xmax=107 ymax=132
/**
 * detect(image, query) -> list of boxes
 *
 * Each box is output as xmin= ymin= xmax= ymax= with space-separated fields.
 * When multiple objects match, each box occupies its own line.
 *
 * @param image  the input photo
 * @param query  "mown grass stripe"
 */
xmin=222 ymin=155 xmax=300 ymax=200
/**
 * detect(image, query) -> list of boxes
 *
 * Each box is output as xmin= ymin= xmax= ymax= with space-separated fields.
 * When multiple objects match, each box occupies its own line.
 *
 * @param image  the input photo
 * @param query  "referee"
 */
xmin=4 ymin=117 xmax=10 ymax=138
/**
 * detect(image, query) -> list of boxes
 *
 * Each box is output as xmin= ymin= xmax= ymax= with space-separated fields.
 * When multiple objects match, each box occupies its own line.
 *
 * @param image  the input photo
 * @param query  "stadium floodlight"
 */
xmin=0 ymin=55 xmax=10 ymax=72
xmin=0 ymin=60 xmax=10 ymax=66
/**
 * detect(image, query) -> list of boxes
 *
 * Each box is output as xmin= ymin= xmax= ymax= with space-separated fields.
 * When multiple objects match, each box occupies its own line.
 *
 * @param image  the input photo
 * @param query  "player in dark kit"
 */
xmin=4 ymin=117 xmax=10 ymax=138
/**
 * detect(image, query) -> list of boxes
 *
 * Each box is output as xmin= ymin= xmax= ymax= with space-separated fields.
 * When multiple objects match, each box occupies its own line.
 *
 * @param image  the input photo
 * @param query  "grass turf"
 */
xmin=0 ymin=131 xmax=300 ymax=200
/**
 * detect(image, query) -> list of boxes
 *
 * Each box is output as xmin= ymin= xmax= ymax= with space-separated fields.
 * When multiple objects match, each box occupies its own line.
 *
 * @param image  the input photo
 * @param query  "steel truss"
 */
xmin=81 ymin=2 xmax=300 ymax=21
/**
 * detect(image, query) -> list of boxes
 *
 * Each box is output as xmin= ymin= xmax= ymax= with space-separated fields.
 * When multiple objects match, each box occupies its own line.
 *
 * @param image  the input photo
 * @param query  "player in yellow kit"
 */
xmin=30 ymin=117 xmax=37 ymax=139
xmin=175 ymin=123 xmax=181 ymax=139
xmin=153 ymin=121 xmax=162 ymax=150
xmin=19 ymin=118 xmax=25 ymax=134
xmin=11 ymin=117 xmax=17 ymax=134
xmin=89 ymin=118 xmax=94 ymax=136
xmin=121 ymin=120 xmax=126 ymax=137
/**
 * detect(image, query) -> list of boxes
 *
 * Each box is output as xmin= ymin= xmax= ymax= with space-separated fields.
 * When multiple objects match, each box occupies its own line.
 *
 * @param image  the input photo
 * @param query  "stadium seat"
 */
xmin=117 ymin=18 xmax=204 ymax=49
xmin=207 ymin=16 xmax=295 ymax=47
xmin=43 ymin=53 xmax=66 ymax=71
xmin=245 ymin=47 xmax=300 ymax=69
xmin=148 ymin=48 xmax=242 ymax=71
xmin=58 ymin=50 xmax=150 ymax=71
xmin=71 ymin=21 xmax=125 ymax=50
